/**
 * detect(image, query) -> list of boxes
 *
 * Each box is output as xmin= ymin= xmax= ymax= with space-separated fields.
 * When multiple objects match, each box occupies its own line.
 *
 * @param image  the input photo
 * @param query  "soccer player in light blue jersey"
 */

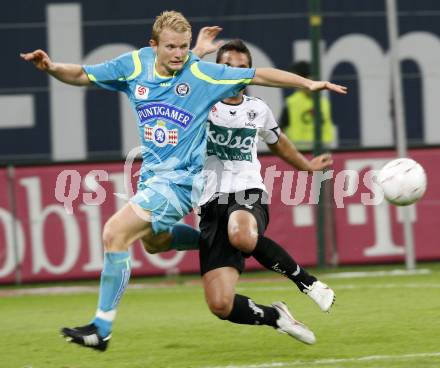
xmin=21 ymin=11 xmax=346 ymax=351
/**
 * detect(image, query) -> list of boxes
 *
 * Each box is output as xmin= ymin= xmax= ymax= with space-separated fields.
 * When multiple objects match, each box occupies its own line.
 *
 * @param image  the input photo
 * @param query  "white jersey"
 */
xmin=199 ymin=95 xmax=280 ymax=205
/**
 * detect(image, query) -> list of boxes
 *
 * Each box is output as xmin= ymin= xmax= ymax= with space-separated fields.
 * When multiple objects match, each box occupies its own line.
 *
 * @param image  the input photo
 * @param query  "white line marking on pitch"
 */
xmin=320 ymin=268 xmax=431 ymax=279
xmin=3 ymin=281 xmax=439 ymax=297
xmin=2 ymin=281 xmax=440 ymax=297
xmin=0 ymin=268 xmax=435 ymax=297
xmin=237 ymin=282 xmax=440 ymax=293
xmin=202 ymin=351 xmax=440 ymax=368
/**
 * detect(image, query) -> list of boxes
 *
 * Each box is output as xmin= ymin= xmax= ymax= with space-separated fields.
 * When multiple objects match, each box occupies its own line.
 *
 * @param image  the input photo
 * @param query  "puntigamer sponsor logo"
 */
xmin=207 ymin=122 xmax=256 ymax=162
xmin=136 ymin=103 xmax=194 ymax=129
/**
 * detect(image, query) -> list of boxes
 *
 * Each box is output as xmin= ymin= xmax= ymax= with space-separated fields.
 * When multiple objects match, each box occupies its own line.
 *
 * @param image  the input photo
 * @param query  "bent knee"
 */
xmin=102 ymin=223 xmax=124 ymax=251
xmin=207 ymin=296 xmax=234 ymax=319
xmin=228 ymin=230 xmax=257 ymax=253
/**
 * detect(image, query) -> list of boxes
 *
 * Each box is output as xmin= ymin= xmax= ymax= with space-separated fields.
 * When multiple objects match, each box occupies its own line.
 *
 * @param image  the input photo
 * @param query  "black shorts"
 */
xmin=199 ymin=188 xmax=269 ymax=276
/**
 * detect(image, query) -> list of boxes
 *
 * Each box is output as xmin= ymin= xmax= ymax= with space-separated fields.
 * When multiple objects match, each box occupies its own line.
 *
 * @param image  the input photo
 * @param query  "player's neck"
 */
xmin=222 ymin=94 xmax=244 ymax=105
xmin=154 ymin=62 xmax=175 ymax=78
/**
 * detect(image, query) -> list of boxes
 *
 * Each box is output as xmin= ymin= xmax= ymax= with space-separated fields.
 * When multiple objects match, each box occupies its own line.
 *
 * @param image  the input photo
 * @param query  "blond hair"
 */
xmin=151 ymin=11 xmax=192 ymax=42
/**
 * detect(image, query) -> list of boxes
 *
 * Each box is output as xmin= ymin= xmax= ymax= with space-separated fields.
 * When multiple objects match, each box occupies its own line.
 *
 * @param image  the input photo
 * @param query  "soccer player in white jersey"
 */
xmin=21 ymin=11 xmax=346 ymax=351
xmin=196 ymin=40 xmax=335 ymax=345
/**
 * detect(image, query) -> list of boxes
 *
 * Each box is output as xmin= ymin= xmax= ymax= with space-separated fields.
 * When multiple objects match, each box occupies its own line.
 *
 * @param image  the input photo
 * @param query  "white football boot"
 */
xmin=304 ymin=280 xmax=335 ymax=312
xmin=272 ymin=302 xmax=316 ymax=345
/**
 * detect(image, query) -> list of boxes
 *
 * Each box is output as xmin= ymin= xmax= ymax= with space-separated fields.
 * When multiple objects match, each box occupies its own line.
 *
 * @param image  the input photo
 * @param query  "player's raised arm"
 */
xmin=252 ymin=67 xmax=347 ymax=94
xmin=20 ymin=49 xmax=90 ymax=86
xmin=268 ymin=132 xmax=333 ymax=172
xmin=192 ymin=26 xmax=225 ymax=58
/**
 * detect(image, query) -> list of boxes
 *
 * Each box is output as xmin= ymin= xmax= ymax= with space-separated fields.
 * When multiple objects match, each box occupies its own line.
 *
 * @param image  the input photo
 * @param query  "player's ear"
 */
xmin=149 ymin=39 xmax=157 ymax=49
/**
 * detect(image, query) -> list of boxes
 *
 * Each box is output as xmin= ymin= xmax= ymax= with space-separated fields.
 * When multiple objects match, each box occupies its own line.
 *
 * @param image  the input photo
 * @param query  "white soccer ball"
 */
xmin=378 ymin=158 xmax=427 ymax=206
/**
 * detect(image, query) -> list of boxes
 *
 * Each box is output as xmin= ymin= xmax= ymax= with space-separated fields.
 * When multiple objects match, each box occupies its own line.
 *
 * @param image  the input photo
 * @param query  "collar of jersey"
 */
xmin=153 ymin=54 xmax=190 ymax=79
xmin=220 ymin=95 xmax=245 ymax=106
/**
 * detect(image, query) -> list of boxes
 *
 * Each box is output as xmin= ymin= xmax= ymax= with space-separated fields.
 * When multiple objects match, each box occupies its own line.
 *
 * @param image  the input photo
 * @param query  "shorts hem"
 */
xmin=200 ymin=263 xmax=244 ymax=276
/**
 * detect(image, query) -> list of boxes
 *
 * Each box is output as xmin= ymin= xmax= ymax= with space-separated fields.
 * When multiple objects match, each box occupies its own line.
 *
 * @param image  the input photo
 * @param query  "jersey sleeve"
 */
xmin=82 ymin=51 xmax=138 ymax=92
xmin=190 ymin=61 xmax=255 ymax=103
xmin=259 ymin=102 xmax=281 ymax=145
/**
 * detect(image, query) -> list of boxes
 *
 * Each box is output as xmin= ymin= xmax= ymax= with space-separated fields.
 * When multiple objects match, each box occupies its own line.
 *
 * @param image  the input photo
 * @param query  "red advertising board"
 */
xmin=0 ymin=168 xmax=16 ymax=284
xmin=256 ymin=148 xmax=440 ymax=269
xmin=0 ymin=148 xmax=439 ymax=284
xmin=1 ymin=162 xmax=199 ymax=283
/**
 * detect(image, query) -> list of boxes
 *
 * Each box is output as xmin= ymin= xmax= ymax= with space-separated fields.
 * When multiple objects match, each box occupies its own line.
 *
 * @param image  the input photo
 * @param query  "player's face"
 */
xmin=217 ymin=50 xmax=250 ymax=69
xmin=151 ymin=28 xmax=191 ymax=76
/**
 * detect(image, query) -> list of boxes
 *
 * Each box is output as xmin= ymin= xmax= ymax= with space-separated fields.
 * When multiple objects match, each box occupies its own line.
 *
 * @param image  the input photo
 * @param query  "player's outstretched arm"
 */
xmin=192 ymin=26 xmax=225 ymax=58
xmin=268 ymin=133 xmax=333 ymax=172
xmin=252 ymin=68 xmax=347 ymax=94
xmin=20 ymin=49 xmax=90 ymax=86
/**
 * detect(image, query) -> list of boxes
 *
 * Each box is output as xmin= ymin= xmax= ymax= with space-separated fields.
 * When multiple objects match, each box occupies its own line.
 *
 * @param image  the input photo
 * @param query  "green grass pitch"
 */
xmin=1 ymin=264 xmax=440 ymax=368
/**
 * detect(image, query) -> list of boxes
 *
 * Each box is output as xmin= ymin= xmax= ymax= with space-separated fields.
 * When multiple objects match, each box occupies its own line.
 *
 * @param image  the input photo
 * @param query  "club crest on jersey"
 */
xmin=175 ymin=82 xmax=191 ymax=97
xmin=144 ymin=121 xmax=178 ymax=147
xmin=135 ymin=84 xmax=149 ymax=100
xmin=247 ymin=109 xmax=257 ymax=121
xmin=136 ymin=102 xmax=194 ymax=129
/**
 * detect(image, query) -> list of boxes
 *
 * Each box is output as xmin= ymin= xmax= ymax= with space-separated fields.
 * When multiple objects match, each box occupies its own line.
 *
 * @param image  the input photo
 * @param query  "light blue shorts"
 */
xmin=130 ymin=174 xmax=202 ymax=234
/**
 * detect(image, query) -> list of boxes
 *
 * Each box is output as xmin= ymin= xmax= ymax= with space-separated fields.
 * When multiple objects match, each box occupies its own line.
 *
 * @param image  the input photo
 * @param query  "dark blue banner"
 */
xmin=2 ymin=0 xmax=440 ymax=162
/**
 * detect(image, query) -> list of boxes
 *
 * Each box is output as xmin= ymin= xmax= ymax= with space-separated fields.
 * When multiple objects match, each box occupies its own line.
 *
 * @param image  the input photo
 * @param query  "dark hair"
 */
xmin=216 ymin=39 xmax=252 ymax=67
xmin=289 ymin=61 xmax=310 ymax=78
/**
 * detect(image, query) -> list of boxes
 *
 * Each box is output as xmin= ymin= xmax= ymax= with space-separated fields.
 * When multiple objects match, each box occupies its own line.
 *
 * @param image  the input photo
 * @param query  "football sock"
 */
xmin=251 ymin=235 xmax=317 ymax=292
xmin=92 ymin=251 xmax=131 ymax=337
xmin=226 ymin=294 xmax=279 ymax=327
xmin=169 ymin=223 xmax=200 ymax=251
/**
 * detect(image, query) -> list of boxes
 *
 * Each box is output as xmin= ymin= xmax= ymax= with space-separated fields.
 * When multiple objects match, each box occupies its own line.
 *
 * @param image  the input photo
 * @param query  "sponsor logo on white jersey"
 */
xmin=206 ymin=123 xmax=256 ymax=162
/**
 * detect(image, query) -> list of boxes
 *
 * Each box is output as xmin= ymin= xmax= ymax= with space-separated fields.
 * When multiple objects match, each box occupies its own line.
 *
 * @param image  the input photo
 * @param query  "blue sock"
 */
xmin=92 ymin=252 xmax=131 ymax=337
xmin=169 ymin=223 xmax=200 ymax=251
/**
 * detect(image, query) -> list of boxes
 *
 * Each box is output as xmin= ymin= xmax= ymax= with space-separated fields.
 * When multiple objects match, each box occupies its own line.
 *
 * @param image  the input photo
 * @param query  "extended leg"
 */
xmin=61 ymin=202 xmax=153 ymax=351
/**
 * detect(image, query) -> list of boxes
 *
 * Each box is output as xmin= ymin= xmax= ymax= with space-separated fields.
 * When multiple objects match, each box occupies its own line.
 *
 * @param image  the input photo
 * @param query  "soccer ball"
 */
xmin=378 ymin=158 xmax=427 ymax=206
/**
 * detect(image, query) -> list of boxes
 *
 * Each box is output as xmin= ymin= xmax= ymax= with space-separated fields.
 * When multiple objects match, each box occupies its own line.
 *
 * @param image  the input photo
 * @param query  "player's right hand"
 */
xmin=309 ymin=153 xmax=333 ymax=171
xmin=193 ymin=26 xmax=224 ymax=58
xmin=20 ymin=49 xmax=53 ymax=71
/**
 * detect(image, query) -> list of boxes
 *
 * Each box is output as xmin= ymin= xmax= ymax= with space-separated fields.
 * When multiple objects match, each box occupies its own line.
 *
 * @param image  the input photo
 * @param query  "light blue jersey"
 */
xmin=83 ymin=47 xmax=255 ymax=232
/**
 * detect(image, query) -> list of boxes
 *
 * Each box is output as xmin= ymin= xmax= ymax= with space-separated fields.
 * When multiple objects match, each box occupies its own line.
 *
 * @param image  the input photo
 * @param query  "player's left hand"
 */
xmin=310 ymin=81 xmax=347 ymax=94
xmin=309 ymin=153 xmax=333 ymax=171
xmin=193 ymin=26 xmax=224 ymax=58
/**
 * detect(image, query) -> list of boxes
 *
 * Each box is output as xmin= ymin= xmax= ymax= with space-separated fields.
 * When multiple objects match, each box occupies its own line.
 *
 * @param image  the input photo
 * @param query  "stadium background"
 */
xmin=1 ymin=0 xmax=440 ymax=283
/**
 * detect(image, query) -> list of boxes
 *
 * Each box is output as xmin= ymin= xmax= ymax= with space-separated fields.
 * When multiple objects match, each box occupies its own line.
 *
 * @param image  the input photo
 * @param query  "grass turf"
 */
xmin=1 ymin=264 xmax=440 ymax=368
